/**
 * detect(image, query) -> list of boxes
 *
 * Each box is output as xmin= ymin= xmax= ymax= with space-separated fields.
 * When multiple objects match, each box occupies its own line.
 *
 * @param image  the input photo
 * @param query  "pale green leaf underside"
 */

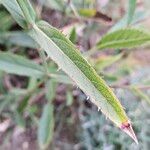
xmin=0 ymin=52 xmax=44 ymax=78
xmin=38 ymin=104 xmax=54 ymax=149
xmin=127 ymin=0 xmax=136 ymax=24
xmin=29 ymin=21 xmax=128 ymax=126
xmin=97 ymin=28 xmax=150 ymax=49
xmin=0 ymin=32 xmax=37 ymax=48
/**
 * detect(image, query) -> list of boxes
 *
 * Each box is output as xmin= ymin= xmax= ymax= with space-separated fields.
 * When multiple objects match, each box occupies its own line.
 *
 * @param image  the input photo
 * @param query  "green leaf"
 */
xmin=69 ymin=27 xmax=77 ymax=44
xmin=38 ymin=104 xmax=54 ymax=149
xmin=16 ymin=0 xmax=36 ymax=25
xmin=92 ymin=54 xmax=122 ymax=71
xmin=50 ymin=73 xmax=73 ymax=84
xmin=127 ymin=0 xmax=136 ymax=24
xmin=46 ymin=79 xmax=58 ymax=103
xmin=0 ymin=94 xmax=14 ymax=113
xmin=0 ymin=31 xmax=38 ymax=48
xmin=0 ymin=11 xmax=14 ymax=31
xmin=97 ymin=28 xmax=150 ymax=49
xmin=109 ymin=0 xmax=147 ymax=32
xmin=29 ymin=20 xmax=129 ymax=128
xmin=0 ymin=52 xmax=44 ymax=78
xmin=131 ymin=87 xmax=150 ymax=105
xmin=14 ymin=110 xmax=25 ymax=127
xmin=27 ymin=77 xmax=38 ymax=90
xmin=109 ymin=11 xmax=148 ymax=32
xmin=44 ymin=0 xmax=65 ymax=11
xmin=1 ymin=0 xmax=27 ymax=28
xmin=66 ymin=90 xmax=73 ymax=106
xmin=17 ymin=94 xmax=30 ymax=114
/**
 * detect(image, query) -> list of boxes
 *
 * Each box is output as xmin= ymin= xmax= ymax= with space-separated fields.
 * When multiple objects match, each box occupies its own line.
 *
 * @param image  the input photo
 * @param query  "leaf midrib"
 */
xmin=99 ymin=36 xmax=150 ymax=48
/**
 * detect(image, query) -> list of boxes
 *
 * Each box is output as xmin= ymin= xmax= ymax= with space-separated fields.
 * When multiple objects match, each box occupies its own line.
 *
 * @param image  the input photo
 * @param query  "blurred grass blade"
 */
xmin=42 ymin=0 xmax=65 ymax=11
xmin=91 ymin=54 xmax=122 ymax=71
xmin=109 ymin=0 xmax=147 ymax=32
xmin=50 ymin=74 xmax=73 ymax=84
xmin=29 ymin=20 xmax=135 ymax=137
xmin=1 ymin=0 xmax=27 ymax=28
xmin=110 ymin=11 xmax=149 ymax=32
xmin=127 ymin=0 xmax=136 ymax=24
xmin=69 ymin=27 xmax=77 ymax=44
xmin=46 ymin=79 xmax=58 ymax=103
xmin=16 ymin=0 xmax=36 ymax=25
xmin=66 ymin=90 xmax=73 ymax=106
xmin=97 ymin=28 xmax=150 ymax=49
xmin=131 ymin=87 xmax=150 ymax=105
xmin=0 ymin=52 xmax=44 ymax=78
xmin=0 ymin=94 xmax=14 ymax=113
xmin=0 ymin=11 xmax=14 ymax=31
xmin=38 ymin=104 xmax=54 ymax=149
xmin=0 ymin=31 xmax=38 ymax=48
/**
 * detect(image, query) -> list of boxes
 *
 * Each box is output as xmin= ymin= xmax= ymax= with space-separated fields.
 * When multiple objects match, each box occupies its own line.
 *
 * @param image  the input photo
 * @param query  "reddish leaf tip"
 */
xmin=120 ymin=122 xmax=138 ymax=144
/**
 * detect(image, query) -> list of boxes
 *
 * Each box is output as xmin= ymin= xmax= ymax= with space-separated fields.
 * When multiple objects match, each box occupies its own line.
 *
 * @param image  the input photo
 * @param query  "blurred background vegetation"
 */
xmin=0 ymin=0 xmax=150 ymax=149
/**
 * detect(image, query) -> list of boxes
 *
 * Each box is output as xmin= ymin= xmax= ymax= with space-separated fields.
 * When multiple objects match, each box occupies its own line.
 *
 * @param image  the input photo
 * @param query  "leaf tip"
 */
xmin=120 ymin=122 xmax=138 ymax=144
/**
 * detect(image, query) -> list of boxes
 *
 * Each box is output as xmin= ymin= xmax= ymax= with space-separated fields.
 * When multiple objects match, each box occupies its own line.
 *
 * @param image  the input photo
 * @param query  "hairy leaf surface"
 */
xmin=29 ymin=21 xmax=128 ymax=127
xmin=97 ymin=28 xmax=150 ymax=49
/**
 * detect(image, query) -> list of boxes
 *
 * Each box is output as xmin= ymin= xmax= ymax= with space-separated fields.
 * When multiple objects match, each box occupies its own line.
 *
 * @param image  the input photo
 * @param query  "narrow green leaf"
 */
xmin=14 ymin=110 xmax=25 ymax=127
xmin=1 ymin=0 xmax=27 ymax=28
xmin=0 ymin=52 xmax=44 ymax=78
xmin=28 ymin=77 xmax=38 ymax=90
xmin=127 ymin=0 xmax=136 ymax=24
xmin=17 ymin=94 xmax=30 ymax=114
xmin=50 ymin=73 xmax=73 ymax=84
xmin=109 ymin=11 xmax=149 ymax=32
xmin=0 ymin=94 xmax=13 ymax=113
xmin=69 ymin=27 xmax=77 ymax=44
xmin=66 ymin=90 xmax=73 ymax=106
xmin=97 ymin=28 xmax=150 ymax=49
xmin=0 ymin=11 xmax=14 ymax=31
xmin=46 ymin=79 xmax=58 ymax=103
xmin=45 ymin=0 xmax=65 ymax=11
xmin=29 ymin=21 xmax=128 ymax=127
xmin=109 ymin=0 xmax=148 ymax=32
xmin=0 ymin=31 xmax=38 ymax=48
xmin=16 ymin=0 xmax=36 ymax=25
xmin=91 ymin=54 xmax=122 ymax=71
xmin=38 ymin=104 xmax=54 ymax=149
xmin=131 ymin=87 xmax=150 ymax=105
